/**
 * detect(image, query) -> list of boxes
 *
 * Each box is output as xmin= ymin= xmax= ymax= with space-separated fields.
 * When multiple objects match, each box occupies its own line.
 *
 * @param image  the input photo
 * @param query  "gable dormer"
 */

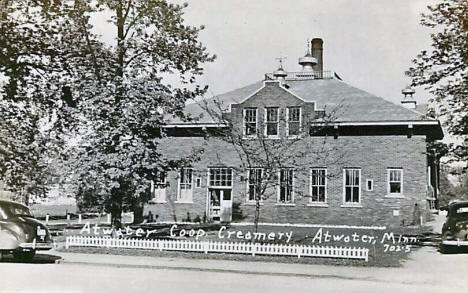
xmin=229 ymin=81 xmax=316 ymax=138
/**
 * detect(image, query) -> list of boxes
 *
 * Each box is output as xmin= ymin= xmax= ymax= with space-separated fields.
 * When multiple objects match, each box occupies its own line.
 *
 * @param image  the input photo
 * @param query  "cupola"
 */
xmin=298 ymin=40 xmax=317 ymax=72
xmin=273 ymin=57 xmax=287 ymax=82
xmin=401 ymin=86 xmax=417 ymax=109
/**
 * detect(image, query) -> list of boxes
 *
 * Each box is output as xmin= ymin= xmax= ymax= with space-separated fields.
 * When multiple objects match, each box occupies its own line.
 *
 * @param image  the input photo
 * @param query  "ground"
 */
xmin=0 ymin=244 xmax=467 ymax=292
xmin=0 ymin=213 xmax=467 ymax=292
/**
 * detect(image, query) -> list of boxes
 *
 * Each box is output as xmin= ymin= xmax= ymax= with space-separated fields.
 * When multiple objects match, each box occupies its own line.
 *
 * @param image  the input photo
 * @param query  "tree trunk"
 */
xmin=254 ymin=199 xmax=261 ymax=234
xmin=110 ymin=189 xmax=122 ymax=228
xmin=132 ymin=196 xmax=144 ymax=224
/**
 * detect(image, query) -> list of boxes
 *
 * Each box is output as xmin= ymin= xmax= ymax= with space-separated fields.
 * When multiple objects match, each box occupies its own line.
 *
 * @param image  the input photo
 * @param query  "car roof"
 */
xmin=0 ymin=200 xmax=29 ymax=210
xmin=449 ymin=201 xmax=468 ymax=211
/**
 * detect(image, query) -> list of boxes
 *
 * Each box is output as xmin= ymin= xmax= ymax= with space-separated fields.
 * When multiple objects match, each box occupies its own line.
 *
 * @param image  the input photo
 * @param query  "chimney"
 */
xmin=311 ymin=38 xmax=323 ymax=72
xmin=401 ymin=86 xmax=417 ymax=109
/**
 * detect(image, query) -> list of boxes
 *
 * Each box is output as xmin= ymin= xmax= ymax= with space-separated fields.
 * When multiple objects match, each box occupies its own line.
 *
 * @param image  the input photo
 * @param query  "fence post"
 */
xmin=65 ymin=236 xmax=69 ymax=249
xmin=78 ymin=214 xmax=82 ymax=224
xmin=45 ymin=214 xmax=50 ymax=225
xmin=66 ymin=213 xmax=71 ymax=226
xmin=106 ymin=214 xmax=111 ymax=224
xmin=252 ymin=243 xmax=257 ymax=256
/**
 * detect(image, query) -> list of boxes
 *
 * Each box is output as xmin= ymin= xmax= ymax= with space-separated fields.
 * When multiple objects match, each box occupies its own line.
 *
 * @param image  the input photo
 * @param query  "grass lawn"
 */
xmin=56 ymin=223 xmax=426 ymax=267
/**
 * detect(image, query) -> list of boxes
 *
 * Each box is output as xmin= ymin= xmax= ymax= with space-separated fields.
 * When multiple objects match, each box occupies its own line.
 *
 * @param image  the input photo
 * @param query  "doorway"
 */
xmin=209 ymin=189 xmax=232 ymax=222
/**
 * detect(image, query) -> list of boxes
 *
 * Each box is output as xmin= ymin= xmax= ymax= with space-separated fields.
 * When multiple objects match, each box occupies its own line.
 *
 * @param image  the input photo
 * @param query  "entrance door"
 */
xmin=209 ymin=189 xmax=232 ymax=222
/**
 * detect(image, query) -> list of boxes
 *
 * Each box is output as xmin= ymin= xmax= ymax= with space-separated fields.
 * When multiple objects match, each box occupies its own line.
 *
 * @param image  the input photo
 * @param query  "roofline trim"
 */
xmin=163 ymin=123 xmax=228 ymax=128
xmin=164 ymin=120 xmax=440 ymax=128
xmin=236 ymin=80 xmax=309 ymax=104
xmin=311 ymin=120 xmax=440 ymax=126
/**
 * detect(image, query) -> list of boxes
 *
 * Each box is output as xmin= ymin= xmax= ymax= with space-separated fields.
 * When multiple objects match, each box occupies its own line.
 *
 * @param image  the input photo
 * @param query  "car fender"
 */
xmin=0 ymin=228 xmax=20 ymax=250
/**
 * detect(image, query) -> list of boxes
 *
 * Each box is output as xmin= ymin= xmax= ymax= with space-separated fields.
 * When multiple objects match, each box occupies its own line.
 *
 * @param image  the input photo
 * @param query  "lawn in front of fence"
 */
xmin=58 ymin=223 xmax=422 ymax=267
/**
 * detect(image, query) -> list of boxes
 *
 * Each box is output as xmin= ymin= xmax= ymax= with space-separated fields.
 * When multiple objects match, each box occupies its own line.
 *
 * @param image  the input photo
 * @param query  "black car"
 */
xmin=440 ymin=201 xmax=468 ymax=252
xmin=0 ymin=200 xmax=53 ymax=261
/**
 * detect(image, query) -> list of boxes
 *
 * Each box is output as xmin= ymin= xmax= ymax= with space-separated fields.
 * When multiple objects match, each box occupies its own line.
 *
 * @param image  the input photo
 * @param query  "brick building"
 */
xmin=144 ymin=39 xmax=443 ymax=227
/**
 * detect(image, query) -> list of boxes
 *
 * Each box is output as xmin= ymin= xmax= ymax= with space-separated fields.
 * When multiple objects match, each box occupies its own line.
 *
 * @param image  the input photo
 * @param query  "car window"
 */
xmin=8 ymin=205 xmax=33 ymax=217
xmin=453 ymin=207 xmax=468 ymax=219
xmin=0 ymin=206 xmax=7 ymax=220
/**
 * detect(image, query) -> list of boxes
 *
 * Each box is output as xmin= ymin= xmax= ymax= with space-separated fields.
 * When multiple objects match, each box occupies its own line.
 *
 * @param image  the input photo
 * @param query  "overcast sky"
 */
xmin=94 ymin=0 xmax=438 ymax=106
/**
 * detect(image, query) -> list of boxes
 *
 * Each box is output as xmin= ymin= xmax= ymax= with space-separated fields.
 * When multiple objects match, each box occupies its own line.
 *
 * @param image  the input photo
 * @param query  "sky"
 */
xmin=95 ymin=0 xmax=438 ymax=105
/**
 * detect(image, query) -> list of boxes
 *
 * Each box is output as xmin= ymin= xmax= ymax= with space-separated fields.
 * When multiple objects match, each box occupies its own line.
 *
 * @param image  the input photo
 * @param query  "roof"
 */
xmin=0 ymin=200 xmax=28 ymax=209
xmin=173 ymin=78 xmax=435 ymax=125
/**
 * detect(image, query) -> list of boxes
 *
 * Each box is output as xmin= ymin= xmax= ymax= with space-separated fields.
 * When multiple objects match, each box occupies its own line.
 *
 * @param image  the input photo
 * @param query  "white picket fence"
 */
xmin=65 ymin=236 xmax=369 ymax=261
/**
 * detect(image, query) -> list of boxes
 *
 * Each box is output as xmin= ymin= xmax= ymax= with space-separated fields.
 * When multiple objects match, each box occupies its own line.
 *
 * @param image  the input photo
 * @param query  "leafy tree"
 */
xmin=59 ymin=1 xmax=215 ymax=225
xmin=406 ymin=0 xmax=467 ymax=169
xmin=0 ymin=0 xmax=72 ymax=203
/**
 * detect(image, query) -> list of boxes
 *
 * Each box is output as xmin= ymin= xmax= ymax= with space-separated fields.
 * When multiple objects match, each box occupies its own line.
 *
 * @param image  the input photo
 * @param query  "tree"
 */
xmin=58 ymin=1 xmax=215 ymax=226
xmin=0 ymin=0 xmax=73 ymax=203
xmin=201 ymin=96 xmax=346 ymax=233
xmin=406 ymin=0 xmax=467 ymax=169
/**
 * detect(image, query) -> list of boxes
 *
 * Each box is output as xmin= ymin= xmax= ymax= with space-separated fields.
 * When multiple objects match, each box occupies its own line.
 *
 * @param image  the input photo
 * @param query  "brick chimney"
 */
xmin=311 ymin=38 xmax=323 ymax=72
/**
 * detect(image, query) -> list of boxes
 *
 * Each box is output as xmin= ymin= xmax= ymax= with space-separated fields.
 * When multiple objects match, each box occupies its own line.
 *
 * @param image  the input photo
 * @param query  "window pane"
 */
xmin=289 ymin=122 xmax=300 ymax=135
xmin=345 ymin=187 xmax=352 ymax=202
xmin=319 ymin=187 xmax=325 ymax=202
xmin=352 ymin=187 xmax=359 ymax=202
xmin=390 ymin=182 xmax=401 ymax=193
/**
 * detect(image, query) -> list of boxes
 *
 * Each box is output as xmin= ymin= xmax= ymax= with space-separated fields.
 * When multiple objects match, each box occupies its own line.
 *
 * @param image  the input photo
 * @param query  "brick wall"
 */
xmin=144 ymin=135 xmax=429 ymax=227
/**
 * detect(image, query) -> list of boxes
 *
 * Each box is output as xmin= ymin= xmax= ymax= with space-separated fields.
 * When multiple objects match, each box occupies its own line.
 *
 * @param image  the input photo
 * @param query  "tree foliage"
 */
xmin=60 ymin=0 xmax=214 ymax=225
xmin=0 ymin=1 xmax=214 ymax=220
xmin=406 ymin=0 xmax=467 ymax=168
xmin=0 ymin=0 xmax=72 ymax=203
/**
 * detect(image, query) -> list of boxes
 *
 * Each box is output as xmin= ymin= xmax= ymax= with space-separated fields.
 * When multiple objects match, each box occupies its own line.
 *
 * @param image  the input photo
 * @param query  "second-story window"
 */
xmin=244 ymin=108 xmax=257 ymax=137
xmin=265 ymin=107 xmax=279 ymax=137
xmin=287 ymin=107 xmax=301 ymax=136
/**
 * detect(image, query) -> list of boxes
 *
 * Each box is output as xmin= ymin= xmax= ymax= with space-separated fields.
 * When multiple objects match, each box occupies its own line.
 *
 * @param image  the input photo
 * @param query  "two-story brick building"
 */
xmin=144 ymin=38 xmax=443 ymax=227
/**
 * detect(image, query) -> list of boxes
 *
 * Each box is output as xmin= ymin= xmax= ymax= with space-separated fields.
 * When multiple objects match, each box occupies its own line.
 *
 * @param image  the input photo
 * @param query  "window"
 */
xmin=151 ymin=171 xmax=166 ymax=202
xmin=265 ymin=108 xmax=279 ymax=137
xmin=243 ymin=108 xmax=257 ymax=137
xmin=209 ymin=168 xmax=233 ymax=187
xmin=287 ymin=107 xmax=301 ymax=136
xmin=366 ymin=179 xmax=373 ymax=191
xmin=344 ymin=169 xmax=360 ymax=203
xmin=178 ymin=168 xmax=193 ymax=202
xmin=387 ymin=169 xmax=403 ymax=196
xmin=310 ymin=168 xmax=327 ymax=203
xmin=278 ymin=169 xmax=294 ymax=203
xmin=247 ymin=168 xmax=263 ymax=202
xmin=195 ymin=177 xmax=202 ymax=188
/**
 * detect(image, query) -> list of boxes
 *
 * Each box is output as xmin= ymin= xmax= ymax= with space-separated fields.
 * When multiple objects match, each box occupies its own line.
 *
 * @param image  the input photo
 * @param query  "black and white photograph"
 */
xmin=0 ymin=0 xmax=467 ymax=292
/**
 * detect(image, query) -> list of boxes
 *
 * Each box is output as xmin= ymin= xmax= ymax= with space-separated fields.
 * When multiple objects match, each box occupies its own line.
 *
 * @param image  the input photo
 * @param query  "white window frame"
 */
xmin=243 ymin=108 xmax=258 ymax=138
xmin=177 ymin=168 xmax=193 ymax=203
xmin=264 ymin=107 xmax=279 ymax=138
xmin=151 ymin=171 xmax=167 ymax=203
xmin=387 ymin=169 xmax=404 ymax=197
xmin=277 ymin=168 xmax=294 ymax=204
xmin=343 ymin=168 xmax=361 ymax=205
xmin=286 ymin=107 xmax=302 ymax=137
xmin=309 ymin=168 xmax=327 ymax=204
xmin=246 ymin=168 xmax=263 ymax=203
xmin=208 ymin=167 xmax=233 ymax=189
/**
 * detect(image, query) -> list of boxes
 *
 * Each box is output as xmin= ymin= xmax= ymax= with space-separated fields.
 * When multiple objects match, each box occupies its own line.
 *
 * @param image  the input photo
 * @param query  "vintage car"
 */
xmin=440 ymin=201 xmax=468 ymax=252
xmin=0 ymin=200 xmax=53 ymax=261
